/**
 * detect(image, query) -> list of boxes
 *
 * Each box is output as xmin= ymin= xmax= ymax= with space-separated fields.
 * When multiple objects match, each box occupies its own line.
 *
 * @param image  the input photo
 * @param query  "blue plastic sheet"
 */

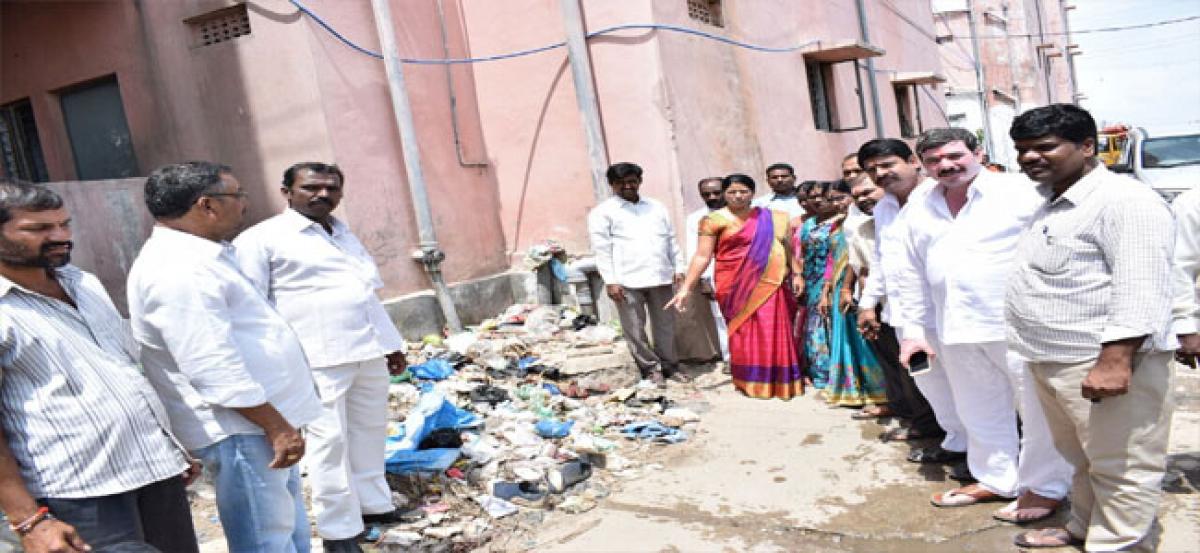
xmin=534 ymin=419 xmax=573 ymax=438
xmin=549 ymin=258 xmax=569 ymax=282
xmin=408 ymin=358 xmax=455 ymax=380
xmin=385 ymin=391 xmax=481 ymax=474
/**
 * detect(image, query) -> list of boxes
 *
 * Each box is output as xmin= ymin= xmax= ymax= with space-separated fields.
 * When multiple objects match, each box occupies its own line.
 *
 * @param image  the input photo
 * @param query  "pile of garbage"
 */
xmin=373 ymin=304 xmax=706 ymax=551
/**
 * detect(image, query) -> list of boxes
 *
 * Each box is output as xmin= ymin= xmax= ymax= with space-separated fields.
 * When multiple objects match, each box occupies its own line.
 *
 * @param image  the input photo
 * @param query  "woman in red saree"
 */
xmin=667 ymin=174 xmax=804 ymax=399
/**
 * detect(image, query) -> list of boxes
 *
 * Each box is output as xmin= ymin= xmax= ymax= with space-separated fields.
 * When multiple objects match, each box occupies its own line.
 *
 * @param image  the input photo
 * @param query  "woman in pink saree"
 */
xmin=667 ymin=174 xmax=804 ymax=399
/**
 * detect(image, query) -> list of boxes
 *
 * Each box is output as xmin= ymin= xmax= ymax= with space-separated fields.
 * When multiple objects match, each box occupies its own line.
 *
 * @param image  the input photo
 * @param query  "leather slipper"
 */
xmin=1013 ymin=528 xmax=1083 ymax=548
xmin=930 ymin=487 xmax=1008 ymax=508
xmin=993 ymin=497 xmax=1059 ymax=524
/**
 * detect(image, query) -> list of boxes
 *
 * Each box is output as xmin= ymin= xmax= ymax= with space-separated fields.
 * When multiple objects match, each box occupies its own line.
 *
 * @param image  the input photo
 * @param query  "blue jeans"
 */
xmin=194 ymin=435 xmax=310 ymax=553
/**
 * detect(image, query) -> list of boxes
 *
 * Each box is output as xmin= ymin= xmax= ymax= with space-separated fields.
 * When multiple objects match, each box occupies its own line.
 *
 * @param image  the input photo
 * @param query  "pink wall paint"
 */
xmin=2 ymin=0 xmax=510 ymax=302
xmin=464 ymin=0 xmax=949 ymax=253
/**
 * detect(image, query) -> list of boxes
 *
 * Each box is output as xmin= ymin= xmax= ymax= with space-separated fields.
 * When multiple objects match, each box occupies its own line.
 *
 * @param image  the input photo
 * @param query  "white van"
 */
xmin=1115 ymin=128 xmax=1200 ymax=203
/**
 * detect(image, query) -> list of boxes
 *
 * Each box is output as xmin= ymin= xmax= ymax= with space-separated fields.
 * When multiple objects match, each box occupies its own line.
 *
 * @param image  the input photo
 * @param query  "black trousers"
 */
xmin=867 ymin=317 xmax=942 ymax=436
xmin=41 ymin=475 xmax=199 ymax=553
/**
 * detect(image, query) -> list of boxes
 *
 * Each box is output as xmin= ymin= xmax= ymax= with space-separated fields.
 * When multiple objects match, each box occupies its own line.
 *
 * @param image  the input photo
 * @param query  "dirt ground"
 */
xmin=183 ymin=362 xmax=1200 ymax=553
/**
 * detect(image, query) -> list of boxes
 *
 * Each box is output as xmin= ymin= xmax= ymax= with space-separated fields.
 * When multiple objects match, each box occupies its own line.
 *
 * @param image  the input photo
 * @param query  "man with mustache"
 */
xmin=753 ymin=163 xmax=806 ymax=218
xmin=588 ymin=162 xmax=687 ymax=386
xmin=0 ymin=179 xmax=200 ymax=552
xmin=685 ymin=177 xmax=729 ymax=367
xmin=854 ymin=139 xmax=955 ymax=458
xmin=234 ymin=162 xmax=408 ymax=552
xmin=1006 ymin=105 xmax=1177 ymax=551
xmin=129 ymin=162 xmax=321 ymax=552
xmin=897 ymin=128 xmax=1072 ymax=521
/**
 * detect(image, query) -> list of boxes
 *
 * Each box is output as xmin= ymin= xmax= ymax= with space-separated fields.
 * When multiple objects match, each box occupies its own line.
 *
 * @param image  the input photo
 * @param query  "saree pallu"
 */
xmin=823 ymin=228 xmax=888 ymax=407
xmin=709 ymin=207 xmax=804 ymax=400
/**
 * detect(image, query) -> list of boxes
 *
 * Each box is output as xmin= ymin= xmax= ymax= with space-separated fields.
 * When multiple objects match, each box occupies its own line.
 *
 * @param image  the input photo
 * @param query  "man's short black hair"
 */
xmin=856 ymin=139 xmax=914 ymax=168
xmin=696 ymin=177 xmax=723 ymax=188
xmin=144 ymin=161 xmax=232 ymax=220
xmin=798 ymin=180 xmax=819 ymax=194
xmin=606 ymin=162 xmax=643 ymax=183
xmin=0 ymin=177 xmax=64 ymax=226
xmin=283 ymin=162 xmax=345 ymax=188
xmin=721 ymin=173 xmax=756 ymax=192
xmin=915 ymin=128 xmax=980 ymax=157
xmin=1009 ymin=103 xmax=1098 ymax=147
xmin=765 ymin=163 xmax=795 ymax=176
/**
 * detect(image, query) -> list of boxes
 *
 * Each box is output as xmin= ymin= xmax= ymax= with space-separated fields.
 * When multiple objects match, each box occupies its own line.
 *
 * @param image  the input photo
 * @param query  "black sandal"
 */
xmin=906 ymin=446 xmax=967 ymax=464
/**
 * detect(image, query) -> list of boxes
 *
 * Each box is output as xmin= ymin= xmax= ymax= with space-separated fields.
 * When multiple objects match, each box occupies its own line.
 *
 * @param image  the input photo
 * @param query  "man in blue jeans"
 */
xmin=0 ymin=178 xmax=199 ymax=552
xmin=129 ymin=162 xmax=323 ymax=552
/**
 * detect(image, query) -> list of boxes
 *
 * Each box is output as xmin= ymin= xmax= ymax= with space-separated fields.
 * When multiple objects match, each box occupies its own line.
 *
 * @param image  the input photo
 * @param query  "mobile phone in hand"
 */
xmin=908 ymin=351 xmax=931 ymax=376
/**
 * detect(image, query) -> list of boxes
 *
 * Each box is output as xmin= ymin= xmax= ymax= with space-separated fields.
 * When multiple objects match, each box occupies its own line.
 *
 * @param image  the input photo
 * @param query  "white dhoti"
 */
xmin=306 ymin=357 xmax=394 ymax=539
xmin=1005 ymin=352 xmax=1074 ymax=500
xmin=935 ymin=340 xmax=1020 ymax=497
xmin=911 ymin=334 xmax=969 ymax=453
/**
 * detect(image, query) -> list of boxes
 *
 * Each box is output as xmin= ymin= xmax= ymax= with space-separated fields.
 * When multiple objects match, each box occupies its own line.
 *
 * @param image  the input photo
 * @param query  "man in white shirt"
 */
xmin=235 ymin=163 xmax=407 ymax=551
xmin=841 ymin=155 xmax=869 ymax=236
xmin=1172 ymin=186 xmax=1200 ymax=368
xmin=841 ymin=152 xmax=864 ymax=182
xmin=684 ymin=177 xmax=729 ymax=364
xmin=752 ymin=163 xmax=806 ymax=218
xmin=0 ymin=179 xmax=199 ymax=553
xmin=898 ymin=128 xmax=1072 ymax=518
xmin=129 ymin=162 xmax=322 ymax=553
xmin=1006 ymin=105 xmax=1177 ymax=551
xmin=854 ymin=140 xmax=961 ymax=460
xmin=588 ymin=162 xmax=687 ymax=386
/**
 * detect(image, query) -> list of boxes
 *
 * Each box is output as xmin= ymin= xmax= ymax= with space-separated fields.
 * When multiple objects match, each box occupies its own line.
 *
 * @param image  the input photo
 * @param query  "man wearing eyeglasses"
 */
xmin=128 ymin=161 xmax=321 ymax=552
xmin=235 ymin=162 xmax=408 ymax=552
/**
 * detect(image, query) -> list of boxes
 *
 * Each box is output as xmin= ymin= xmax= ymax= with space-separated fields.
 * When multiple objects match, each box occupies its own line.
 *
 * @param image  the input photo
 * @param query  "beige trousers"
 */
xmin=1028 ymin=351 xmax=1174 ymax=552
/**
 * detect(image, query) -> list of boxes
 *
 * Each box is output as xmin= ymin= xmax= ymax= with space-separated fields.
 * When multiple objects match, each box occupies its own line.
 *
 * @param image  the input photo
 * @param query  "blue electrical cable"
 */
xmin=289 ymin=0 xmax=818 ymax=64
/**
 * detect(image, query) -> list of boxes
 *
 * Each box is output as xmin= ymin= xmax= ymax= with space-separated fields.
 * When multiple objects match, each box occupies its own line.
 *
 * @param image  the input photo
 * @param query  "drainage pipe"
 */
xmin=559 ymin=0 xmax=611 ymax=202
xmin=854 ymin=0 xmax=885 ymax=138
xmin=369 ymin=0 xmax=463 ymax=332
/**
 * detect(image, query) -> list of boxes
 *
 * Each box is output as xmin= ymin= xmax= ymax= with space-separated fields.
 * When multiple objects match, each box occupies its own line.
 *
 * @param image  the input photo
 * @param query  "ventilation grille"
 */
xmin=188 ymin=4 xmax=251 ymax=47
xmin=687 ymin=0 xmax=724 ymax=28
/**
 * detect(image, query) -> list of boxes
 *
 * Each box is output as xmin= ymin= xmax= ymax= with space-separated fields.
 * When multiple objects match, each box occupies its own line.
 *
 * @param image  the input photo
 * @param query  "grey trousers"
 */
xmin=614 ymin=284 xmax=679 ymax=377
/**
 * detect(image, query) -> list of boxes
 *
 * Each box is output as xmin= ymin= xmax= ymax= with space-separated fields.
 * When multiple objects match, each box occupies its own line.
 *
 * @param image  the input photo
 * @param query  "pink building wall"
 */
xmin=3 ymin=0 xmax=949 ymax=315
xmin=463 ymin=0 xmax=947 ymax=258
xmin=2 ymin=0 xmax=510 ymax=303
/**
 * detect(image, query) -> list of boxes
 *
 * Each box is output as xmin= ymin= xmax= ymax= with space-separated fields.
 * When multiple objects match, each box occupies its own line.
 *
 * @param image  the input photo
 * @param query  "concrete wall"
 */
xmin=2 ymin=0 xmax=510 ymax=311
xmin=43 ymin=178 xmax=151 ymax=314
xmin=463 ymin=0 xmax=949 ymax=259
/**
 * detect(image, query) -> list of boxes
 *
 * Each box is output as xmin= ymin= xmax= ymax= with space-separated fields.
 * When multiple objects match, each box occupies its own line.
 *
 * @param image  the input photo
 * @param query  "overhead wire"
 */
xmin=290 ymin=0 xmax=1197 ymax=64
xmin=290 ymin=0 xmax=817 ymax=63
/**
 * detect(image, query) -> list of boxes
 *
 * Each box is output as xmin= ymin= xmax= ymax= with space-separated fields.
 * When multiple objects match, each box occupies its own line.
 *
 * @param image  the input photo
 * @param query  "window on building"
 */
xmin=59 ymin=76 xmax=139 ymax=180
xmin=803 ymin=42 xmax=884 ymax=133
xmin=891 ymin=72 xmax=946 ymax=139
xmin=186 ymin=4 xmax=252 ymax=48
xmin=895 ymin=85 xmax=916 ymax=138
xmin=0 ymin=99 xmax=50 ymax=182
xmin=687 ymin=0 xmax=723 ymax=28
xmin=806 ymin=61 xmax=837 ymax=131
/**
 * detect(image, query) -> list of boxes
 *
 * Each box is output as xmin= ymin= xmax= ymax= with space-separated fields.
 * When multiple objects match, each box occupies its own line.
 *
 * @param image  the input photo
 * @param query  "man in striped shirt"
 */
xmin=1006 ymin=104 xmax=1177 ymax=551
xmin=0 ymin=179 xmax=199 ymax=552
